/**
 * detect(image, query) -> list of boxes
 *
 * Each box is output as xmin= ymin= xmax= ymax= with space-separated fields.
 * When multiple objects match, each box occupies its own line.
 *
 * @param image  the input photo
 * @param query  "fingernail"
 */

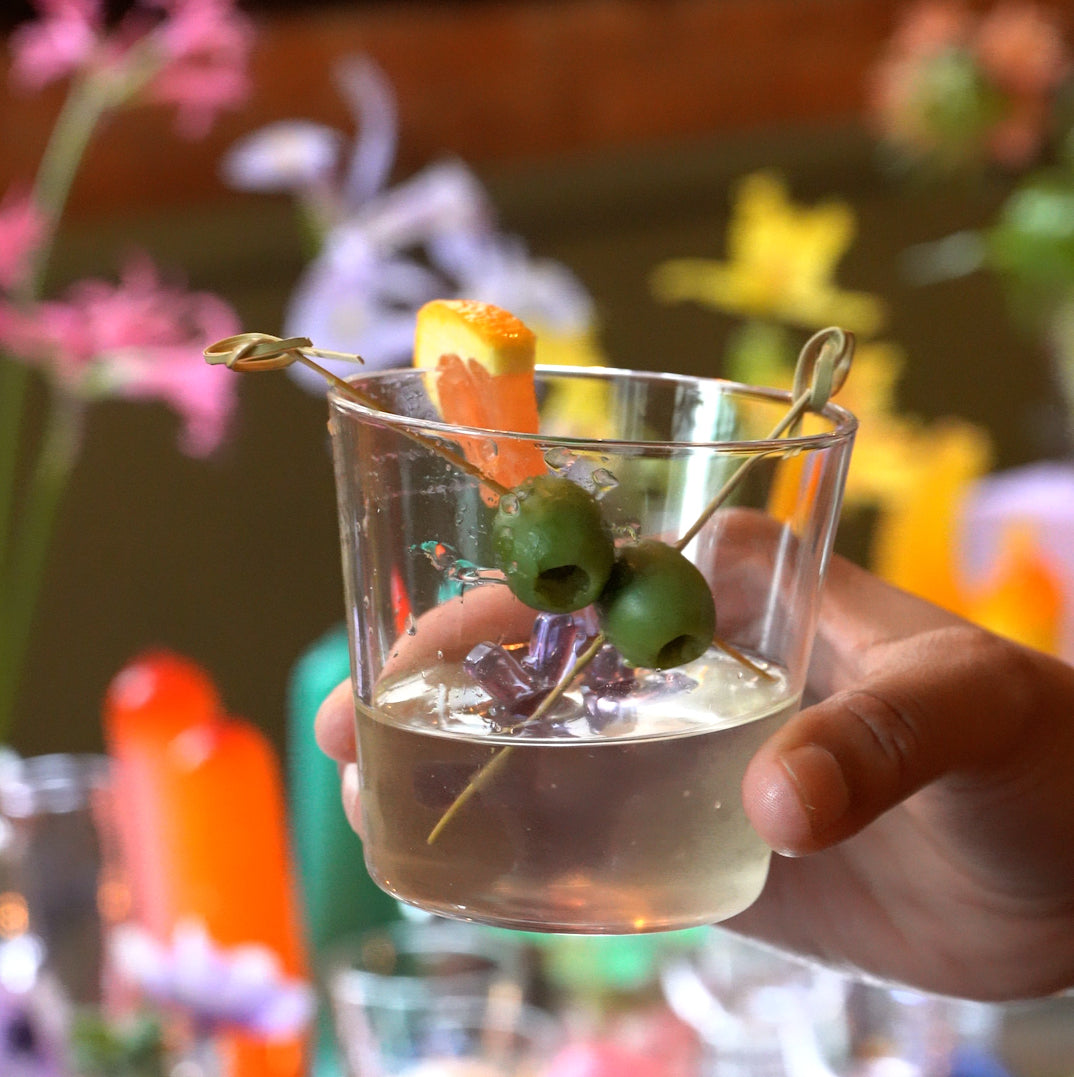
xmin=340 ymin=762 xmax=364 ymax=838
xmin=777 ymin=743 xmax=850 ymax=851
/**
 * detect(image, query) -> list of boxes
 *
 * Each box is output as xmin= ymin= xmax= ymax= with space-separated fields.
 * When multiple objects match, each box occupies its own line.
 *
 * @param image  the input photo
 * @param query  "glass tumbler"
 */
xmin=327 ymin=917 xmax=554 ymax=1077
xmin=328 ymin=365 xmax=855 ymax=933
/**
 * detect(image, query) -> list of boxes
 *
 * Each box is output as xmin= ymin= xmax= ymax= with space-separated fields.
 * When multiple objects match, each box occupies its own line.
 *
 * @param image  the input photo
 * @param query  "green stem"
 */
xmin=0 ymin=358 xmax=30 ymax=587
xmin=0 ymin=390 xmax=84 ymax=744
xmin=25 ymin=76 xmax=114 ymax=291
xmin=0 ymin=47 xmax=156 ymax=741
xmin=0 ymin=69 xmax=111 ymax=614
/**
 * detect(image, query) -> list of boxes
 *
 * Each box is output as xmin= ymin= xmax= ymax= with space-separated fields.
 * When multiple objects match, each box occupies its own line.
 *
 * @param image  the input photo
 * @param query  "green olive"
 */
xmin=596 ymin=540 xmax=716 ymax=669
xmin=492 ymin=474 xmax=615 ymax=613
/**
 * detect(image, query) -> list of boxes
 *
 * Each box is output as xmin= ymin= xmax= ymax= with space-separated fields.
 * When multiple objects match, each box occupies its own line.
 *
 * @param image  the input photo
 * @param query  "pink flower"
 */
xmin=987 ymin=95 xmax=1052 ymax=168
xmin=0 ymin=188 xmax=46 ymax=292
xmin=974 ymin=2 xmax=1070 ymax=97
xmin=868 ymin=0 xmax=1072 ymax=172
xmin=144 ymin=0 xmax=256 ymax=137
xmin=886 ymin=0 xmax=972 ymax=60
xmin=8 ymin=0 xmax=253 ymax=137
xmin=973 ymin=3 xmax=1071 ymax=166
xmin=866 ymin=3 xmax=977 ymax=155
xmin=8 ymin=0 xmax=103 ymax=91
xmin=0 ymin=257 xmax=241 ymax=455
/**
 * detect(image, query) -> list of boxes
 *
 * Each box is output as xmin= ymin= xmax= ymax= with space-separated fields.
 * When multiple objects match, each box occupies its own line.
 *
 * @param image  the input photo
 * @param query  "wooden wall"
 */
xmin=0 ymin=0 xmax=914 ymax=216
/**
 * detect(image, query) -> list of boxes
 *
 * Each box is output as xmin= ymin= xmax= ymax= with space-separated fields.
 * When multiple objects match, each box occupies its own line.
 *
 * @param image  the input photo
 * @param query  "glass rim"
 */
xmin=0 ymin=752 xmax=111 ymax=817
xmin=326 ymin=363 xmax=858 ymax=452
xmin=321 ymin=920 xmax=518 ymax=989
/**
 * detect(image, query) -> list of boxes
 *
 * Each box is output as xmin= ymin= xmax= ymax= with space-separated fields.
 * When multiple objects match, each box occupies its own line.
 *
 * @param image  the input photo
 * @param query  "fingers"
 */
xmin=314 ymin=677 xmax=355 ymax=763
xmin=340 ymin=762 xmax=364 ymax=838
xmin=382 ymin=583 xmax=537 ymax=680
xmin=314 ymin=584 xmax=536 ymax=767
xmin=806 ymin=552 xmax=968 ymax=698
xmin=743 ymin=621 xmax=1040 ymax=855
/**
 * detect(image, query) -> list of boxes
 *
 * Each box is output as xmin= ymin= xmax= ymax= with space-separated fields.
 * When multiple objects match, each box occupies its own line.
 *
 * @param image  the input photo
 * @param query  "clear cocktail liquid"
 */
xmin=356 ymin=645 xmax=797 ymax=933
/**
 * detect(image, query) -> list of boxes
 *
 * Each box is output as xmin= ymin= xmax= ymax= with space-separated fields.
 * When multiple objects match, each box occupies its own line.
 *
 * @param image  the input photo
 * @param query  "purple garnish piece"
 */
xmin=583 ymin=642 xmax=635 ymax=690
xmin=488 ymin=690 xmax=580 ymax=734
xmin=523 ymin=612 xmax=570 ymax=670
xmin=652 ymin=670 xmax=699 ymax=695
xmin=464 ymin=642 xmax=541 ymax=706
xmin=582 ymin=679 xmax=638 ymax=730
xmin=523 ymin=612 xmax=587 ymax=685
xmin=582 ymin=668 xmax=699 ymax=732
xmin=486 ymin=694 xmax=544 ymax=729
xmin=461 ymin=608 xmax=706 ymax=734
xmin=574 ymin=604 xmax=601 ymax=637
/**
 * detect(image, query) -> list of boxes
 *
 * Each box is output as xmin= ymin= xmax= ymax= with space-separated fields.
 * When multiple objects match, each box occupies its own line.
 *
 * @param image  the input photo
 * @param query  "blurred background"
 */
xmin=5 ymin=0 xmax=1070 ymax=758
xmin=3 ymin=2 xmax=1074 ymax=1074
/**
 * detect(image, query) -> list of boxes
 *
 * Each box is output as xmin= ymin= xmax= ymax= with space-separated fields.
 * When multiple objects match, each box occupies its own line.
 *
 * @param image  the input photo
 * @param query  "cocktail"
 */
xmin=207 ymin=301 xmax=856 ymax=934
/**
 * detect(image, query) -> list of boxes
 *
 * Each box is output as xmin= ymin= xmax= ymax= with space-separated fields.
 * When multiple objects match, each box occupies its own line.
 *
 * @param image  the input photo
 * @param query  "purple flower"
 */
xmin=111 ymin=921 xmax=315 ymax=1039
xmin=218 ymin=52 xmax=600 ymax=393
xmin=220 ymin=121 xmax=345 ymax=195
xmin=959 ymin=461 xmax=1074 ymax=661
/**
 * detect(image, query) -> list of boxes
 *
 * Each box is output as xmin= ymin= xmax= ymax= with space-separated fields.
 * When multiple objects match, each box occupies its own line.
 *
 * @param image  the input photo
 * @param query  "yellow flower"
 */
xmin=729 ymin=334 xmax=948 ymax=513
xmin=870 ymin=419 xmax=993 ymax=615
xmin=872 ymin=451 xmax=1065 ymax=655
xmin=534 ymin=328 xmax=615 ymax=438
xmin=650 ymin=171 xmax=886 ymax=336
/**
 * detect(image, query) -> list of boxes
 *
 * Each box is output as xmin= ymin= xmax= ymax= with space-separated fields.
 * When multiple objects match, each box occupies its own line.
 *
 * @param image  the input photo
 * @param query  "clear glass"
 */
xmin=0 ymin=753 xmax=122 ymax=1007
xmin=325 ymin=918 xmax=526 ymax=1011
xmin=328 ymin=365 xmax=856 ymax=933
xmin=326 ymin=919 xmax=558 ymax=1076
xmin=661 ymin=927 xmax=850 ymax=1076
xmin=660 ymin=928 xmax=1007 ymax=1077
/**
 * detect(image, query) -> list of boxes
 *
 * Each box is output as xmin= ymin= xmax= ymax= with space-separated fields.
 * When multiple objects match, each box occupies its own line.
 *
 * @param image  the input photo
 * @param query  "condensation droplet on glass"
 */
xmin=418 ymin=540 xmax=456 ymax=570
xmin=449 ymin=561 xmax=483 ymax=587
xmin=499 ymin=493 xmax=520 ymax=516
xmin=591 ymin=467 xmax=619 ymax=495
xmin=436 ymin=650 xmax=445 ymax=661
xmin=405 ymin=613 xmax=417 ymax=636
xmin=483 ymin=439 xmax=499 ymax=459
xmin=615 ymin=520 xmax=641 ymax=542
xmin=713 ymin=800 xmax=722 ymax=811
xmin=544 ymin=446 xmax=573 ymax=470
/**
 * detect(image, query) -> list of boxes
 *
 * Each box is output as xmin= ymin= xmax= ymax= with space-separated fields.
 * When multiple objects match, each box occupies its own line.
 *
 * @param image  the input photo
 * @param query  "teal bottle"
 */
xmin=287 ymin=624 xmax=400 ymax=1076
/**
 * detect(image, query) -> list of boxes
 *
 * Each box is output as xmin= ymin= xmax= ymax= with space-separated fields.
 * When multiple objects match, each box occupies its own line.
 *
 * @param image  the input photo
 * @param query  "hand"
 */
xmin=315 ymin=553 xmax=1074 ymax=1001
xmin=315 ymin=582 xmax=536 ymax=839
xmin=732 ymin=553 xmax=1074 ymax=1001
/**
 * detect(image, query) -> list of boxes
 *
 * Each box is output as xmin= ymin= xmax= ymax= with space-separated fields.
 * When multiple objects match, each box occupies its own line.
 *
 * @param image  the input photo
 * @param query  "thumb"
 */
xmin=743 ymin=619 xmax=1042 ymax=857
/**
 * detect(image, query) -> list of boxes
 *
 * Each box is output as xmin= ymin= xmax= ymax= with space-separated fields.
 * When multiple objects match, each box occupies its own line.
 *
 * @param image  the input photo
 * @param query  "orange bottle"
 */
xmin=104 ymin=653 xmax=310 ymax=1077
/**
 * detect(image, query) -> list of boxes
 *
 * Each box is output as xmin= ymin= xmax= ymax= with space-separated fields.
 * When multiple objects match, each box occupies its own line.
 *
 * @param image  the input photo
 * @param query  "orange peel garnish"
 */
xmin=414 ymin=299 xmax=545 ymax=494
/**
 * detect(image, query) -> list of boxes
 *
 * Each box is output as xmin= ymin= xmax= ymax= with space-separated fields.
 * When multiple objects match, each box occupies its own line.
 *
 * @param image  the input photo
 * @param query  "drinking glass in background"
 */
xmin=325 ymin=918 xmax=559 ymax=1077
xmin=661 ymin=928 xmax=1010 ymax=1077
xmin=661 ymin=926 xmax=849 ymax=1077
xmin=0 ymin=753 xmax=129 ymax=1073
xmin=328 ymin=364 xmax=856 ymax=933
xmin=0 ymin=754 xmax=122 ymax=1009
